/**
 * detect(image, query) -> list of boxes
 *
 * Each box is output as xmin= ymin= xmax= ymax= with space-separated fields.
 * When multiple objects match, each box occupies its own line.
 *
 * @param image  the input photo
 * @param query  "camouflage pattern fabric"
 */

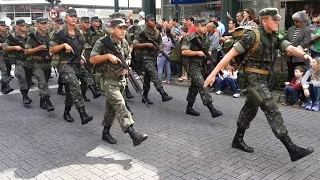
xmin=0 ymin=33 xmax=9 ymax=83
xmin=14 ymin=65 xmax=32 ymax=91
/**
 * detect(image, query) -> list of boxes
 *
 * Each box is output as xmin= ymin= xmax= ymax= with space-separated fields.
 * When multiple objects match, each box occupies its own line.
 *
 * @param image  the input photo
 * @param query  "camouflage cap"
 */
xmin=91 ymin=16 xmax=100 ymax=22
xmin=110 ymin=12 xmax=126 ymax=20
xmin=110 ymin=18 xmax=127 ymax=27
xmin=16 ymin=19 xmax=27 ymax=26
xmin=145 ymin=14 xmax=155 ymax=21
xmin=80 ymin=16 xmax=90 ymax=23
xmin=66 ymin=9 xmax=77 ymax=17
xmin=36 ymin=17 xmax=48 ymax=24
xmin=54 ymin=18 xmax=64 ymax=25
xmin=259 ymin=8 xmax=282 ymax=20
xmin=194 ymin=18 xmax=209 ymax=25
xmin=0 ymin=21 xmax=5 ymax=26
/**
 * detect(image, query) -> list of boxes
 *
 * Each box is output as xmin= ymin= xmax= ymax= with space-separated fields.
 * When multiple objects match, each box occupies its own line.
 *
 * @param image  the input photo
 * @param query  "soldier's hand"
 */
xmin=80 ymin=59 xmax=85 ymax=65
xmin=204 ymin=73 xmax=216 ymax=88
xmin=122 ymin=70 xmax=128 ymax=75
xmin=108 ymin=54 xmax=122 ymax=64
xmin=304 ymin=54 xmax=314 ymax=63
xmin=64 ymin=43 xmax=73 ymax=53
xmin=15 ymin=46 xmax=23 ymax=51
xmin=197 ymin=51 xmax=206 ymax=57
xmin=37 ymin=45 xmax=47 ymax=51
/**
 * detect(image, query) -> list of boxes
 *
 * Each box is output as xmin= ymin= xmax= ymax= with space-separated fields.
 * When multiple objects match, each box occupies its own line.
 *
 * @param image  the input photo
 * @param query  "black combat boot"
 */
xmin=21 ymin=90 xmax=32 ymax=105
xmin=158 ymin=87 xmax=173 ymax=102
xmin=186 ymin=102 xmax=200 ymax=116
xmin=125 ymin=85 xmax=134 ymax=99
xmin=207 ymin=103 xmax=222 ymax=118
xmin=82 ymin=90 xmax=90 ymax=102
xmin=77 ymin=106 xmax=93 ymax=125
xmin=125 ymin=101 xmax=133 ymax=115
xmin=57 ymin=84 xmax=65 ymax=95
xmin=44 ymin=96 xmax=54 ymax=112
xmin=1 ymin=82 xmax=13 ymax=94
xmin=102 ymin=126 xmax=117 ymax=144
xmin=40 ymin=97 xmax=47 ymax=109
xmin=127 ymin=125 xmax=148 ymax=147
xmin=142 ymin=91 xmax=153 ymax=105
xmin=280 ymin=135 xmax=314 ymax=162
xmin=63 ymin=106 xmax=74 ymax=122
xmin=232 ymin=128 xmax=254 ymax=153
xmin=88 ymin=85 xmax=101 ymax=99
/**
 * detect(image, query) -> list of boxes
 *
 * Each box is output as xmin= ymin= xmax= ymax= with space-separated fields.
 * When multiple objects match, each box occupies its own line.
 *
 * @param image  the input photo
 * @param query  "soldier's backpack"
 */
xmin=221 ymin=26 xmax=261 ymax=63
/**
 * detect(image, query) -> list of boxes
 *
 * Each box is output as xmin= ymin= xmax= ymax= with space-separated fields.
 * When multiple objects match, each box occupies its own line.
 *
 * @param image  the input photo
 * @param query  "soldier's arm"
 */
xmin=89 ymin=39 xmax=111 ymax=64
xmin=49 ymin=31 xmax=66 ymax=54
xmin=123 ymin=40 xmax=132 ymax=64
xmin=181 ymin=36 xmax=202 ymax=57
xmin=24 ymin=37 xmax=44 ymax=55
xmin=3 ymin=40 xmax=20 ymax=52
xmin=132 ymin=29 xmax=152 ymax=49
xmin=280 ymin=37 xmax=312 ymax=62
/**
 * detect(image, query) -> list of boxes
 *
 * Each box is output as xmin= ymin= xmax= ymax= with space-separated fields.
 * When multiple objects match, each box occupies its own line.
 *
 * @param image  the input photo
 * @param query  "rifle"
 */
xmin=139 ymin=31 xmax=172 ymax=62
xmin=6 ymin=34 xmax=26 ymax=58
xmin=100 ymin=35 xmax=149 ymax=108
xmin=29 ymin=33 xmax=52 ymax=60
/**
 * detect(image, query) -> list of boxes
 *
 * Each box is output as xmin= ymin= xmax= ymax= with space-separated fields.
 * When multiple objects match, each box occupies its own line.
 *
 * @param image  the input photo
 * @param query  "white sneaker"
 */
xmin=215 ymin=90 xmax=223 ymax=95
xmin=233 ymin=93 xmax=240 ymax=98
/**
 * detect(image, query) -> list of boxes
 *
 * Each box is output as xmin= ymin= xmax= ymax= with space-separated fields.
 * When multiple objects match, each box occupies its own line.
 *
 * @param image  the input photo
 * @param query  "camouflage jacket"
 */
xmin=25 ymin=31 xmax=51 ymax=59
xmin=90 ymin=35 xmax=131 ymax=81
xmin=132 ymin=26 xmax=162 ymax=59
xmin=3 ymin=31 xmax=28 ymax=60
xmin=0 ymin=32 xmax=6 ymax=55
xmin=233 ymin=26 xmax=291 ymax=70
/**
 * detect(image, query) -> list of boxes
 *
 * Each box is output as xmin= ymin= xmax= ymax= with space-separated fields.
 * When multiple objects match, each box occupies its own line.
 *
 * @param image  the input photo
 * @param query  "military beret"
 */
xmin=80 ymin=16 xmax=90 ymax=23
xmin=16 ymin=19 xmax=26 ymax=26
xmin=66 ymin=9 xmax=77 ymax=17
xmin=145 ymin=14 xmax=155 ymax=21
xmin=36 ymin=17 xmax=48 ymax=24
xmin=110 ymin=18 xmax=127 ymax=27
xmin=110 ymin=12 xmax=126 ymax=20
xmin=0 ymin=21 xmax=5 ymax=26
xmin=194 ymin=18 xmax=208 ymax=25
xmin=259 ymin=8 xmax=282 ymax=20
xmin=54 ymin=18 xmax=64 ymax=24
xmin=91 ymin=16 xmax=100 ymax=22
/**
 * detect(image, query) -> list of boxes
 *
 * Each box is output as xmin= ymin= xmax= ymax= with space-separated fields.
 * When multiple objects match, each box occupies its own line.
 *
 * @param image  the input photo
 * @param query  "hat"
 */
xmin=110 ymin=18 xmax=127 ymax=27
xmin=80 ymin=16 xmax=90 ymax=23
xmin=259 ymin=8 xmax=282 ymax=20
xmin=16 ymin=19 xmax=26 ymax=26
xmin=36 ymin=17 xmax=48 ymax=24
xmin=139 ymin=11 xmax=145 ymax=19
xmin=145 ymin=14 xmax=155 ymax=21
xmin=66 ymin=9 xmax=77 ymax=17
xmin=91 ymin=16 xmax=100 ymax=22
xmin=110 ymin=12 xmax=126 ymax=20
xmin=0 ymin=21 xmax=5 ymax=26
xmin=54 ymin=18 xmax=64 ymax=25
xmin=194 ymin=18 xmax=208 ymax=25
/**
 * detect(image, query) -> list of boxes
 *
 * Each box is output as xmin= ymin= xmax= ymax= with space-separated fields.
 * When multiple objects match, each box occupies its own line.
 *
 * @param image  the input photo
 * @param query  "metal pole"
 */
xmin=114 ymin=0 xmax=119 ymax=12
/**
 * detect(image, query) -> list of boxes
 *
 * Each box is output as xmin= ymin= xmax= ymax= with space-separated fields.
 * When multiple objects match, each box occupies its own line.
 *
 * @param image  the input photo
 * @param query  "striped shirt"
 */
xmin=171 ymin=25 xmax=182 ymax=36
xmin=292 ymin=28 xmax=300 ymax=43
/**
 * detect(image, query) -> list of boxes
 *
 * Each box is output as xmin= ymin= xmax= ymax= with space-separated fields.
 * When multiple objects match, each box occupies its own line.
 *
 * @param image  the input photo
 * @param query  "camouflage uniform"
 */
xmin=0 ymin=23 xmax=13 ymax=94
xmin=229 ymin=8 xmax=314 ymax=162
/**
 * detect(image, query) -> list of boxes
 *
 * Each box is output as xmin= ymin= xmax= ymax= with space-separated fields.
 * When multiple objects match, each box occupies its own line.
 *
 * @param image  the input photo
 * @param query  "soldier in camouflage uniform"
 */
xmin=91 ymin=17 xmax=101 ymax=31
xmin=3 ymin=19 xmax=33 ymax=105
xmin=25 ymin=17 xmax=54 ymax=111
xmin=204 ymin=8 xmax=314 ymax=162
xmin=78 ymin=16 xmax=101 ymax=102
xmin=50 ymin=9 xmax=93 ymax=125
xmin=0 ymin=21 xmax=13 ymax=94
xmin=181 ymin=19 xmax=223 ymax=119
xmin=90 ymin=18 xmax=148 ymax=146
xmin=133 ymin=14 xmax=172 ymax=104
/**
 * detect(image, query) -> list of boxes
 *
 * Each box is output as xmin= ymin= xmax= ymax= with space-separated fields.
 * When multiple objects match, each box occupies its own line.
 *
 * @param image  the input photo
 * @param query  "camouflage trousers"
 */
xmin=237 ymin=81 xmax=288 ymax=138
xmin=58 ymin=65 xmax=84 ymax=108
xmin=142 ymin=58 xmax=162 ymax=92
xmin=0 ymin=54 xmax=9 ymax=83
xmin=101 ymin=77 xmax=134 ymax=132
xmin=74 ymin=65 xmax=94 ymax=92
xmin=187 ymin=64 xmax=212 ymax=105
xmin=33 ymin=62 xmax=51 ymax=97
xmin=15 ymin=60 xmax=33 ymax=91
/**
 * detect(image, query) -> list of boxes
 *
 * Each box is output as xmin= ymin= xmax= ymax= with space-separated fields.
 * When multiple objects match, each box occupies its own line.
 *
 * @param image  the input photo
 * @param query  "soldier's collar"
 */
xmin=62 ymin=26 xmax=81 ymax=37
xmin=110 ymin=35 xmax=123 ymax=46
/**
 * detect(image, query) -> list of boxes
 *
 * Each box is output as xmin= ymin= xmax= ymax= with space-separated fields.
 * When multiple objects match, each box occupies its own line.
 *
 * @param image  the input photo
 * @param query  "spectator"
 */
xmin=285 ymin=11 xmax=311 ymax=81
xmin=209 ymin=13 xmax=225 ymax=35
xmin=310 ymin=16 xmax=320 ymax=58
xmin=177 ymin=26 xmax=189 ymax=81
xmin=187 ymin=17 xmax=196 ymax=34
xmin=206 ymin=22 xmax=220 ymax=69
xmin=302 ymin=9 xmax=312 ymax=26
xmin=215 ymin=62 xmax=240 ymax=98
xmin=302 ymin=57 xmax=320 ymax=111
xmin=235 ymin=12 xmax=244 ymax=26
xmin=171 ymin=17 xmax=182 ymax=38
xmin=220 ymin=19 xmax=238 ymax=43
xmin=182 ymin=18 xmax=188 ymax=27
xmin=157 ymin=28 xmax=174 ymax=84
xmin=240 ymin=8 xmax=257 ymax=27
xmin=282 ymin=65 xmax=306 ymax=107
xmin=133 ymin=19 xmax=139 ymax=25
xmin=138 ymin=11 xmax=145 ymax=25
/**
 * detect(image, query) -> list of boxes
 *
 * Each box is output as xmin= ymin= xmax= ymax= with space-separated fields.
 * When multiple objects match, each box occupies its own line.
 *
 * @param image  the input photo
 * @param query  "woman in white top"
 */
xmin=240 ymin=8 xmax=257 ymax=27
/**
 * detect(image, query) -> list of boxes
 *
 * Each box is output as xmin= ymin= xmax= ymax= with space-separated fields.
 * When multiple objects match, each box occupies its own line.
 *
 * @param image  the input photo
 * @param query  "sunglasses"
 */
xmin=293 ymin=20 xmax=300 ymax=23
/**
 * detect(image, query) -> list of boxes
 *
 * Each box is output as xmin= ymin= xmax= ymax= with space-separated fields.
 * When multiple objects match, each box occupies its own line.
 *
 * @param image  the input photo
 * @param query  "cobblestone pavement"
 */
xmin=0 ymin=77 xmax=320 ymax=180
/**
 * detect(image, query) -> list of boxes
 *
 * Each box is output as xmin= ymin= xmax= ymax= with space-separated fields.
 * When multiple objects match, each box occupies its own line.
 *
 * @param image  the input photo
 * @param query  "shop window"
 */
xmin=1 ymin=5 xmax=14 ymax=12
xmin=5 ymin=13 xmax=14 ymax=20
xmin=31 ymin=5 xmax=45 ymax=12
xmin=15 ymin=5 xmax=31 ymax=12
xmin=15 ymin=13 xmax=31 ymax=17
xmin=31 ymin=13 xmax=44 ymax=20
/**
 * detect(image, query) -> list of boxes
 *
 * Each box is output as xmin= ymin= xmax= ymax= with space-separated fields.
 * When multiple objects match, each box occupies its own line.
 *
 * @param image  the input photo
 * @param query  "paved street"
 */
xmin=0 ymin=73 xmax=320 ymax=180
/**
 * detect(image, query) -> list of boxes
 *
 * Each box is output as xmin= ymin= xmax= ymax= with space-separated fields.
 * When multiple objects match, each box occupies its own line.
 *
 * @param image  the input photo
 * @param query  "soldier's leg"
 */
xmin=5 ymin=62 xmax=11 ymax=78
xmin=125 ymin=75 xmax=134 ymax=99
xmin=57 ymin=75 xmax=65 ymax=95
xmin=44 ymin=68 xmax=51 ymax=82
xmin=63 ymin=83 xmax=74 ymax=122
xmin=142 ymin=70 xmax=153 ymax=104
xmin=33 ymin=67 xmax=54 ymax=111
xmin=186 ymin=81 xmax=200 ymax=116
xmin=78 ymin=75 xmax=90 ymax=102
xmin=0 ymin=57 xmax=13 ymax=94
xmin=258 ymin=83 xmax=314 ymax=162
xmin=143 ymin=60 xmax=172 ymax=102
xmin=15 ymin=65 xmax=32 ymax=105
xmin=82 ymin=67 xmax=100 ymax=99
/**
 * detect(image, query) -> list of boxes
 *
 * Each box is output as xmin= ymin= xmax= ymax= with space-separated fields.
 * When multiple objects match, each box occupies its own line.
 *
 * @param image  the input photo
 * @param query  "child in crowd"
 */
xmin=282 ymin=65 xmax=306 ymax=107
xmin=301 ymin=57 xmax=320 ymax=111
xmin=215 ymin=62 xmax=240 ymax=98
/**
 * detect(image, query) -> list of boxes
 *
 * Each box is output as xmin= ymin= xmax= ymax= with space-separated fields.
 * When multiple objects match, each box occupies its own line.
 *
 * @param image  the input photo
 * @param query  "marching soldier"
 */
xmin=50 ymin=9 xmax=93 ymax=124
xmin=3 ymin=19 xmax=32 ymax=105
xmin=0 ymin=21 xmax=13 ymax=94
xmin=90 ymin=18 xmax=147 ymax=146
xmin=133 ymin=14 xmax=172 ymax=104
xmin=91 ymin=16 xmax=101 ymax=30
xmin=204 ymin=8 xmax=314 ymax=162
xmin=181 ymin=19 xmax=223 ymax=118
xmin=25 ymin=17 xmax=54 ymax=111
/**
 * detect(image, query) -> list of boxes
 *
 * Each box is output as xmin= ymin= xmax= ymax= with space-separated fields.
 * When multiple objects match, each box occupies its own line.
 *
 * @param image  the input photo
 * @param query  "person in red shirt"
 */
xmin=187 ymin=17 xmax=196 ymax=34
xmin=282 ymin=65 xmax=307 ymax=106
